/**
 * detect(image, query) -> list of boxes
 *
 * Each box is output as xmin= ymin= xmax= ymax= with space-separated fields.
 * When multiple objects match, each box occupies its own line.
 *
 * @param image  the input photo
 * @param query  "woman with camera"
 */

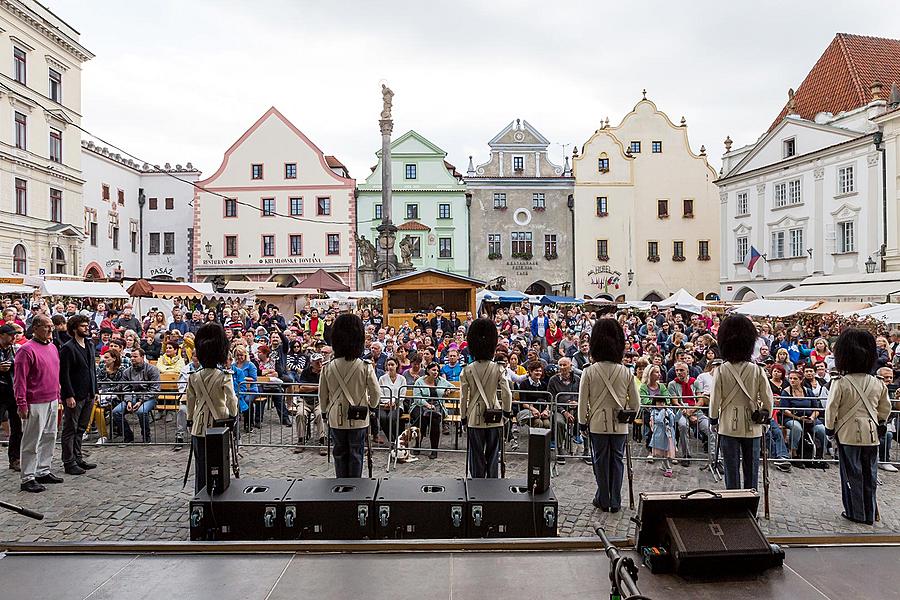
xmin=577 ymin=318 xmax=640 ymax=513
xmin=318 ymin=313 xmax=381 ymax=478
xmin=825 ymin=329 xmax=892 ymax=525
xmin=460 ymin=318 xmax=512 ymax=478
xmin=709 ymin=315 xmax=773 ymax=490
xmin=185 ymin=323 xmax=239 ymax=494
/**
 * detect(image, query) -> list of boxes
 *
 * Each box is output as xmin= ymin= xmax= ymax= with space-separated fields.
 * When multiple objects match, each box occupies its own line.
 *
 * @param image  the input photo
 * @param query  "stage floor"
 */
xmin=0 ymin=545 xmax=896 ymax=599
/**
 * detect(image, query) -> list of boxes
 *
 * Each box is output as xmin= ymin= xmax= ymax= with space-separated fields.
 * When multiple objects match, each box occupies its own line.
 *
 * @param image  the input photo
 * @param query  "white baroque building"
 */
xmin=0 ymin=1 xmax=93 ymax=277
xmin=718 ymin=33 xmax=900 ymax=301
xmin=81 ymin=140 xmax=199 ymax=281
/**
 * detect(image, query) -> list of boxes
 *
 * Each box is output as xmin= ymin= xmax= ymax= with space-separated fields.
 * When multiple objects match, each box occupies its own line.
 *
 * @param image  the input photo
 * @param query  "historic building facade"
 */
xmin=192 ymin=107 xmax=356 ymax=288
xmin=718 ymin=34 xmax=900 ymax=301
xmin=81 ymin=141 xmax=199 ymax=281
xmin=465 ymin=119 xmax=574 ymax=294
xmin=0 ymin=1 xmax=93 ymax=277
xmin=573 ymin=95 xmax=720 ymax=301
xmin=356 ymin=130 xmax=468 ymax=285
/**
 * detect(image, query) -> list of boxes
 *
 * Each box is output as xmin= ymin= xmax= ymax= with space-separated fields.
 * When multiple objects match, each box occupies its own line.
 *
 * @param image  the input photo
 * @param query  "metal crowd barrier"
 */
xmin=84 ymin=380 xmax=899 ymax=474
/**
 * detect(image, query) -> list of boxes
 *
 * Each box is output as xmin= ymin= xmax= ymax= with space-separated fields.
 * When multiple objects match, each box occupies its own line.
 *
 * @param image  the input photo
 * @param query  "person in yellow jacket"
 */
xmin=709 ymin=314 xmax=773 ymax=490
xmin=186 ymin=323 xmax=238 ymax=494
xmin=825 ymin=328 xmax=892 ymax=525
xmin=577 ymin=318 xmax=640 ymax=513
xmin=318 ymin=314 xmax=380 ymax=478
xmin=460 ymin=319 xmax=512 ymax=478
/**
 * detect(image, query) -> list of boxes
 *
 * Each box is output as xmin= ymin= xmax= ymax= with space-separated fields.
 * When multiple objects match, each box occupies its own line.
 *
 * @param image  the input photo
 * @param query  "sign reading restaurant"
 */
xmin=200 ymin=257 xmax=324 ymax=266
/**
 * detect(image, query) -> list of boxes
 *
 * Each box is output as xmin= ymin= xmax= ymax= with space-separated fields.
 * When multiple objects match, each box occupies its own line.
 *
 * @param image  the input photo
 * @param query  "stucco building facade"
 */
xmin=0 ymin=1 xmax=92 ymax=278
xmin=356 ymin=131 xmax=468 ymax=287
xmin=573 ymin=95 xmax=720 ymax=301
xmin=192 ymin=107 xmax=356 ymax=288
xmin=465 ymin=119 xmax=574 ymax=294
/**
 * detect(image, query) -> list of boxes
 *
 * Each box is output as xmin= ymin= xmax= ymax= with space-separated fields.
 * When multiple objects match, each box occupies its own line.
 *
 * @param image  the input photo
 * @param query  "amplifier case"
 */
xmin=465 ymin=478 xmax=558 ymax=538
xmin=189 ymin=478 xmax=296 ymax=541
xmin=374 ymin=477 xmax=467 ymax=539
xmin=635 ymin=489 xmax=783 ymax=575
xmin=285 ymin=477 xmax=378 ymax=539
xmin=204 ymin=426 xmax=231 ymax=495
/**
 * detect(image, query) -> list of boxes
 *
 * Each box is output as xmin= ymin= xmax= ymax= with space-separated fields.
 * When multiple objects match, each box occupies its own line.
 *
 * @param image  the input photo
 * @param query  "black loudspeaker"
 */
xmin=204 ymin=427 xmax=231 ymax=495
xmin=635 ymin=489 xmax=784 ymax=575
xmin=527 ymin=428 xmax=551 ymax=494
xmin=374 ymin=477 xmax=467 ymax=539
xmin=285 ymin=478 xmax=378 ymax=539
xmin=466 ymin=478 xmax=558 ymax=538
xmin=189 ymin=478 xmax=296 ymax=541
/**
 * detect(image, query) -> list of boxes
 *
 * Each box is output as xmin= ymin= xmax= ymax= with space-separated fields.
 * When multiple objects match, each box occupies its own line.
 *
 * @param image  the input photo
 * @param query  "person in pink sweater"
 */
xmin=14 ymin=314 xmax=63 ymax=493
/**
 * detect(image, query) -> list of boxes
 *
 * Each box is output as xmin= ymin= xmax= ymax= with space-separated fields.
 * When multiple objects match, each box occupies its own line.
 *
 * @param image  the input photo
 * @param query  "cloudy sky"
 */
xmin=52 ymin=0 xmax=900 ymax=180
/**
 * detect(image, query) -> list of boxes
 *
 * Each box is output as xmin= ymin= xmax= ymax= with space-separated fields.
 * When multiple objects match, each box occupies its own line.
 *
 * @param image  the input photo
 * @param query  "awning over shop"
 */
xmin=800 ymin=301 xmax=871 ymax=315
xmin=0 ymin=283 xmax=35 ymax=294
xmin=127 ymin=279 xmax=215 ymax=299
xmin=539 ymin=295 xmax=584 ymax=305
xmin=851 ymin=303 xmax=900 ymax=323
xmin=730 ymin=299 xmax=817 ymax=317
xmin=767 ymin=274 xmax=900 ymax=302
xmin=482 ymin=291 xmax=529 ymax=303
xmin=40 ymin=280 xmax=129 ymax=299
xmin=224 ymin=280 xmax=280 ymax=292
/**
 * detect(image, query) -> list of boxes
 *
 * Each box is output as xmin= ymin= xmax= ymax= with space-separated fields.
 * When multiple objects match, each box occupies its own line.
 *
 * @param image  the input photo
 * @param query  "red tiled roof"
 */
xmin=325 ymin=155 xmax=346 ymax=169
xmin=397 ymin=220 xmax=431 ymax=231
xmin=770 ymin=33 xmax=900 ymax=130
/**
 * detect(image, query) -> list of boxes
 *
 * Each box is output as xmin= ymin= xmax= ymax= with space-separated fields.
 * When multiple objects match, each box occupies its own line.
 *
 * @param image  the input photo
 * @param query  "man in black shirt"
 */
xmin=58 ymin=315 xmax=98 ymax=475
xmin=0 ymin=324 xmax=20 ymax=471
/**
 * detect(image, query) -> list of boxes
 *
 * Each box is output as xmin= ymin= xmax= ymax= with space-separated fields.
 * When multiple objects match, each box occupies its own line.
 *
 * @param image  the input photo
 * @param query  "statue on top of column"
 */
xmin=381 ymin=84 xmax=393 ymax=120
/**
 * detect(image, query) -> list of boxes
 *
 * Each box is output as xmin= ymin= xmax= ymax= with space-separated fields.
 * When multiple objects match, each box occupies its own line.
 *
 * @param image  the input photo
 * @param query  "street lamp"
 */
xmin=627 ymin=268 xmax=634 ymax=286
xmin=205 ymin=241 xmax=213 ymax=258
xmin=865 ymin=256 xmax=876 ymax=274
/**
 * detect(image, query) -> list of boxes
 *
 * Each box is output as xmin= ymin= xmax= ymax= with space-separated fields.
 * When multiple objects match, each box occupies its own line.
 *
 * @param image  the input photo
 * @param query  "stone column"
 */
xmin=375 ymin=84 xmax=399 ymax=281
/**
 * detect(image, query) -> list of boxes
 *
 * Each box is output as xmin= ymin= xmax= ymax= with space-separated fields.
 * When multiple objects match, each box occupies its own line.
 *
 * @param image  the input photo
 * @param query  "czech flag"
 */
xmin=744 ymin=246 xmax=761 ymax=272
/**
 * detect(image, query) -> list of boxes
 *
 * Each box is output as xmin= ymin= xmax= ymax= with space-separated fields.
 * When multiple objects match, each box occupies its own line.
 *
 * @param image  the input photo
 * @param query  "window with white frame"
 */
xmin=438 ymin=203 xmax=451 ymax=219
xmin=532 ymin=193 xmax=545 ymax=209
xmin=511 ymin=231 xmax=532 ymax=256
xmin=736 ymin=236 xmax=748 ymax=263
xmin=774 ymin=182 xmax=786 ymax=208
xmin=493 ymin=193 xmax=507 ymax=209
xmin=736 ymin=191 xmax=749 ymax=216
xmin=409 ymin=237 xmax=421 ymax=258
xmin=789 ymin=179 xmax=801 ymax=204
xmin=838 ymin=165 xmax=855 ymax=195
xmin=837 ymin=221 xmax=855 ymax=253
xmin=488 ymin=233 xmax=501 ymax=256
xmin=771 ymin=231 xmax=785 ymax=259
xmin=544 ymin=234 xmax=557 ymax=257
xmin=513 ymin=156 xmax=524 ymax=171
xmin=438 ymin=237 xmax=452 ymax=258
xmin=789 ymin=228 xmax=804 ymax=257
xmin=783 ymin=138 xmax=795 ymax=158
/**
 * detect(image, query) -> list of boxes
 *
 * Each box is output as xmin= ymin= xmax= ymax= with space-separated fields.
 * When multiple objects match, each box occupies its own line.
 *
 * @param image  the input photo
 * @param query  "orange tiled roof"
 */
xmin=770 ymin=33 xmax=900 ymax=130
xmin=397 ymin=220 xmax=431 ymax=231
xmin=325 ymin=155 xmax=346 ymax=169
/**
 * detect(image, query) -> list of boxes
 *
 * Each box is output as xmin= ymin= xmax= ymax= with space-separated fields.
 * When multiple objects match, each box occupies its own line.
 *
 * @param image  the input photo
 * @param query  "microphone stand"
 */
xmin=0 ymin=500 xmax=43 ymax=520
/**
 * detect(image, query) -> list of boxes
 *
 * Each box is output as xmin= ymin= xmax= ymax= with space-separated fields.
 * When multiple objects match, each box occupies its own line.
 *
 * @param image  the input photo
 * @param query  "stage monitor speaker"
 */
xmin=466 ymin=477 xmax=557 ymax=538
xmin=635 ymin=489 xmax=784 ymax=575
xmin=374 ymin=477 xmax=467 ymax=539
xmin=204 ymin=426 xmax=231 ymax=495
xmin=285 ymin=477 xmax=378 ymax=539
xmin=189 ymin=478 xmax=296 ymax=541
xmin=527 ymin=428 xmax=551 ymax=494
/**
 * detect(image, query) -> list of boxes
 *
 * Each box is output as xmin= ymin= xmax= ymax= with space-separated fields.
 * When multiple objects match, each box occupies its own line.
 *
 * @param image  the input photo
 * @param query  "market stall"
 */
xmin=374 ymin=268 xmax=484 ymax=330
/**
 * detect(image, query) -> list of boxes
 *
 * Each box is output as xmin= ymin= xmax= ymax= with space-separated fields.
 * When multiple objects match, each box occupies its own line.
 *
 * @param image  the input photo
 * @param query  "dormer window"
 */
xmin=783 ymin=138 xmax=796 ymax=158
xmin=598 ymin=156 xmax=610 ymax=172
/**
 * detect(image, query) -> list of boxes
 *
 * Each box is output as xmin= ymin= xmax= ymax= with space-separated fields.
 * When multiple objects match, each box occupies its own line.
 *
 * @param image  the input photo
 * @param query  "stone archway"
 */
xmin=642 ymin=291 xmax=663 ymax=302
xmin=733 ymin=286 xmax=758 ymax=301
xmin=83 ymin=262 xmax=104 ymax=280
xmin=269 ymin=273 xmax=299 ymax=288
xmin=526 ymin=280 xmax=550 ymax=295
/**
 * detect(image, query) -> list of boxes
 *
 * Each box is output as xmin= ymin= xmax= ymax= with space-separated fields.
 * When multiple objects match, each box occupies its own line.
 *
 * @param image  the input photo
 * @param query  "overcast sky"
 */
xmin=51 ymin=0 xmax=900 ymax=181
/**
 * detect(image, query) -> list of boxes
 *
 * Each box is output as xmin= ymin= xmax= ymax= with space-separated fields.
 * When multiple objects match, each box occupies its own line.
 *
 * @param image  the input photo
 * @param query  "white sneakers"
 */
xmin=878 ymin=463 xmax=898 ymax=472
xmin=95 ymin=436 xmax=108 ymax=445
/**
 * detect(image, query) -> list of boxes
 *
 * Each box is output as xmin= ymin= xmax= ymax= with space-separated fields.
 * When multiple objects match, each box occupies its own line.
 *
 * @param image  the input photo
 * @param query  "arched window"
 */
xmin=51 ymin=247 xmax=66 ymax=275
xmin=12 ymin=244 xmax=26 ymax=274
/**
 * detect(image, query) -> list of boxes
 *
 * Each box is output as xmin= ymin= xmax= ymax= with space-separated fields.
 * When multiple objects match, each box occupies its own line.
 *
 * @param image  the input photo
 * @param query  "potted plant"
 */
xmin=488 ymin=252 xmax=502 ymax=260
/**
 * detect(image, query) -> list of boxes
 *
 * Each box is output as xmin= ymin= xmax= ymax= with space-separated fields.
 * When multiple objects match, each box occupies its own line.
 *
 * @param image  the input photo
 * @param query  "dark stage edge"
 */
xmin=1 ymin=543 xmax=899 ymax=599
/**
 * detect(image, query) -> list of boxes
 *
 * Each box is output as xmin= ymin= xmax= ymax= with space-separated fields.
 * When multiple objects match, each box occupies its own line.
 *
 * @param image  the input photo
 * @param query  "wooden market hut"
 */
xmin=373 ymin=268 xmax=485 ymax=330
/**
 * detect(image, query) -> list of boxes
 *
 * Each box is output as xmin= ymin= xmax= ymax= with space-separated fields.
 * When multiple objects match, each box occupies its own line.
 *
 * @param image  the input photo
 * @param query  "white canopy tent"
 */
xmin=656 ymin=288 xmax=705 ymax=313
xmin=730 ymin=299 xmax=818 ymax=318
xmin=40 ymin=279 xmax=129 ymax=299
xmin=849 ymin=303 xmax=900 ymax=323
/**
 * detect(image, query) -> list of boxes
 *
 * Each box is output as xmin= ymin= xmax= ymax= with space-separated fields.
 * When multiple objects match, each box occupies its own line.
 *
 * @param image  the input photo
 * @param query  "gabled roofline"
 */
xmin=196 ymin=107 xmax=353 ymax=188
xmin=376 ymin=130 xmax=447 ymax=157
xmin=722 ymin=117 xmax=861 ymax=178
xmin=487 ymin=119 xmax=551 ymax=148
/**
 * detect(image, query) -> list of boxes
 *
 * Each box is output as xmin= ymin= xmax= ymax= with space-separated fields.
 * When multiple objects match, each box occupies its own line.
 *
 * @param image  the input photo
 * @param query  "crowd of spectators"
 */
xmin=1 ymin=292 xmax=898 ymax=476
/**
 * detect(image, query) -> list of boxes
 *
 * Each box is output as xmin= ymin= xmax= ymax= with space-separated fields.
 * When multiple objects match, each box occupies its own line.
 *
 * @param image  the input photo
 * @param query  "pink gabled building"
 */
xmin=192 ymin=107 xmax=356 ymax=290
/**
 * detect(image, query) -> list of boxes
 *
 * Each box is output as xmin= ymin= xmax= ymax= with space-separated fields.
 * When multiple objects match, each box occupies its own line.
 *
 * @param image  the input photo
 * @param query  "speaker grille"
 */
xmin=667 ymin=516 xmax=769 ymax=555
